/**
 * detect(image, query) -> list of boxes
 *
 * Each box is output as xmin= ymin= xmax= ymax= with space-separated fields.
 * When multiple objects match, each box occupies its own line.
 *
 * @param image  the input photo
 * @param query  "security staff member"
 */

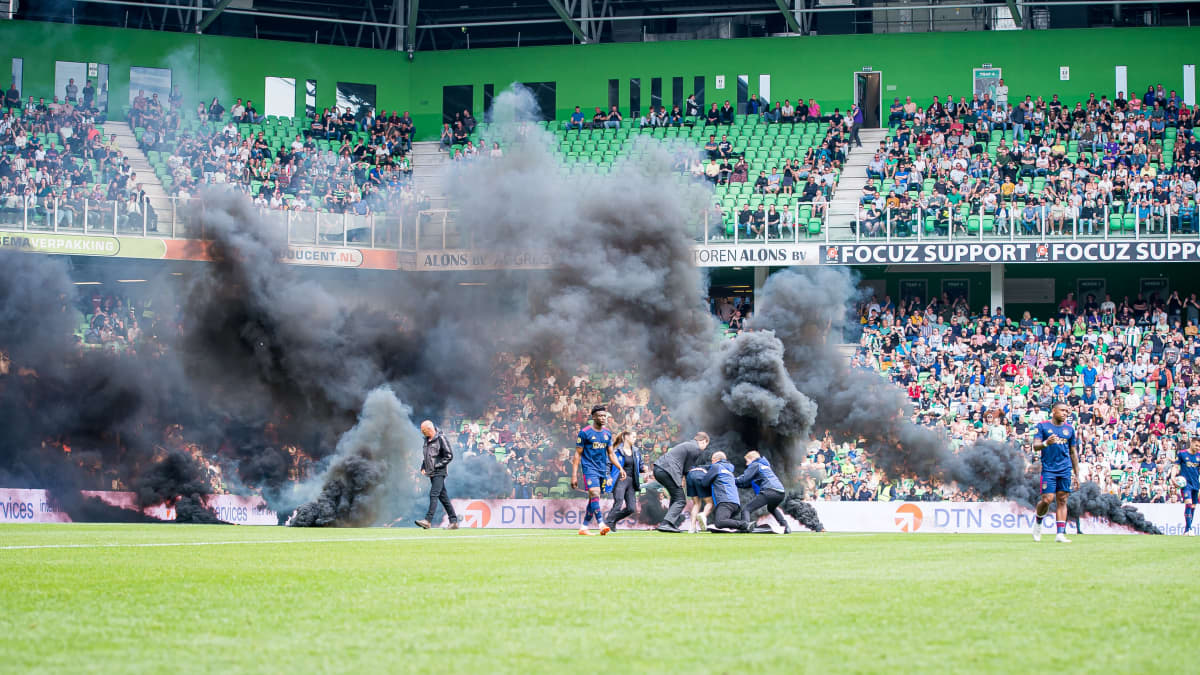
xmin=603 ymin=430 xmax=645 ymax=531
xmin=415 ymin=420 xmax=459 ymax=530
xmin=698 ymin=451 xmax=749 ymax=532
xmin=736 ymin=450 xmax=790 ymax=533
xmin=652 ymin=432 xmax=710 ymax=532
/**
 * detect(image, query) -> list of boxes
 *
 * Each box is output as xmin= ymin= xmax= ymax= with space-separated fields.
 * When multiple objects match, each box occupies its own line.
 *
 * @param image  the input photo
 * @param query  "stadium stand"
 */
xmin=851 ymin=289 xmax=1200 ymax=504
xmin=857 ymin=90 xmax=1200 ymax=238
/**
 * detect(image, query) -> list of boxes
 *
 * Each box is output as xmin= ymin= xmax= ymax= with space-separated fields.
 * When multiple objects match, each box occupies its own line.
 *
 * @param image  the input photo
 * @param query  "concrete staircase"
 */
xmin=104 ymin=121 xmax=173 ymax=228
xmin=409 ymin=140 xmax=460 ymax=247
xmin=411 ymin=141 xmax=451 ymax=207
xmin=827 ymin=127 xmax=890 ymax=239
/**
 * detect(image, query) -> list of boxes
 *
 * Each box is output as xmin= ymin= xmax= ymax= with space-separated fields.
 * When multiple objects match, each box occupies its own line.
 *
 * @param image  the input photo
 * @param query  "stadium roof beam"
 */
xmin=406 ymin=0 xmax=418 ymax=53
xmin=1005 ymin=0 xmax=1024 ymax=27
xmin=773 ymin=0 xmax=802 ymax=34
xmin=65 ymin=0 xmax=1200 ymax=36
xmin=195 ymin=0 xmax=235 ymax=33
xmin=545 ymin=0 xmax=590 ymax=43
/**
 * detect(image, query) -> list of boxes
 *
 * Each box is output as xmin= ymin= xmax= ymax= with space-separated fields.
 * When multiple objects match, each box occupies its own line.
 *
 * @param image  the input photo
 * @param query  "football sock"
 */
xmin=587 ymin=496 xmax=601 ymax=524
xmin=1056 ymin=521 xmax=1066 ymax=534
xmin=1186 ymin=505 xmax=1195 ymax=530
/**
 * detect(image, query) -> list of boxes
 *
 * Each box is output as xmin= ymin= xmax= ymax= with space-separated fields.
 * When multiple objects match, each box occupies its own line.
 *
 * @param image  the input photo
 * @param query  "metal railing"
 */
xmin=693 ymin=199 xmax=1199 ymax=245
xmin=0 ymin=196 xmax=452 ymax=252
xmin=4 ymin=195 xmax=1194 ymax=253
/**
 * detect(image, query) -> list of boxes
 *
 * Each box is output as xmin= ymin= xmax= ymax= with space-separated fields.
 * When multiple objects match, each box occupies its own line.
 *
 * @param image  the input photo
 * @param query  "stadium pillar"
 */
xmin=753 ymin=267 xmax=768 ymax=302
xmin=989 ymin=264 xmax=1005 ymax=313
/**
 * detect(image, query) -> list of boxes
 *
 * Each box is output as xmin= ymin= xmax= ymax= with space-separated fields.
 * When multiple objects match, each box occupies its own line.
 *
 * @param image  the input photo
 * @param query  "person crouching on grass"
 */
xmin=697 ymin=451 xmax=750 ymax=533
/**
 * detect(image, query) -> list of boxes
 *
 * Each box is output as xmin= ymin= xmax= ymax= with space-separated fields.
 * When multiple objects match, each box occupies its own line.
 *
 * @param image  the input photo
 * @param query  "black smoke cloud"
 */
xmin=0 ymin=250 xmax=197 ymax=521
xmin=1067 ymin=481 xmax=1162 ymax=534
xmin=748 ymin=268 xmax=1030 ymax=499
xmin=781 ymin=496 xmax=824 ymax=532
xmin=749 ymin=267 xmax=1158 ymax=532
xmin=448 ymin=87 xmax=716 ymax=394
xmin=289 ymin=387 xmax=422 ymax=527
xmin=677 ymin=331 xmax=817 ymax=475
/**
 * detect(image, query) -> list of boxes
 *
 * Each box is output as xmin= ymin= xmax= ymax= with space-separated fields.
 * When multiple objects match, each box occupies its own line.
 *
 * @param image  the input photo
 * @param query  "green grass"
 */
xmin=0 ymin=525 xmax=1192 ymax=673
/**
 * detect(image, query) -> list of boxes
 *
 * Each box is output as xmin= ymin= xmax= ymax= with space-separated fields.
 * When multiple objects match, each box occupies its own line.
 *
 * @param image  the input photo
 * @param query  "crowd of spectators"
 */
xmin=857 ymin=83 xmax=1200 ymax=237
xmin=848 ymin=288 xmax=1200 ymax=503
xmin=125 ymin=93 xmax=434 ymax=235
xmin=1 ymin=81 xmax=154 ymax=232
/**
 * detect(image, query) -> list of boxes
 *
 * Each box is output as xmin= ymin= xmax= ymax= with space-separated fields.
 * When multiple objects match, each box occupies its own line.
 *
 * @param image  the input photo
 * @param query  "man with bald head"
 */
xmin=415 ymin=420 xmax=458 ymax=530
xmin=697 ymin=451 xmax=749 ymax=532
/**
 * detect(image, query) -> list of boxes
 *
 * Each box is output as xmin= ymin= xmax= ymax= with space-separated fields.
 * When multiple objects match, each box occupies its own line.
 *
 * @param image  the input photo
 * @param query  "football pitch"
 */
xmin=0 ymin=525 xmax=1191 ymax=673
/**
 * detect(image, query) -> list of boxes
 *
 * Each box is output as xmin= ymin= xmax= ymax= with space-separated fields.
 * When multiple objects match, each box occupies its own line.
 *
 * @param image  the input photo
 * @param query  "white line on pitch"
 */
xmin=0 ymin=531 xmax=559 ymax=551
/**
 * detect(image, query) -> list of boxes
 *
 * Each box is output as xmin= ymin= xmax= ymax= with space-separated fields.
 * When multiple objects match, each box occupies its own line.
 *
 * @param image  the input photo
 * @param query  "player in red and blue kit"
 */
xmin=1032 ymin=402 xmax=1081 ymax=543
xmin=571 ymin=405 xmax=623 ymax=536
xmin=1174 ymin=437 xmax=1200 ymax=536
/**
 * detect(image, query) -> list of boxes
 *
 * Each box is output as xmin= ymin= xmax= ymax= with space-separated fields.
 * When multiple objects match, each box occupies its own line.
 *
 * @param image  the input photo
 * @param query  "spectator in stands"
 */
xmin=3 ymin=82 xmax=17 ymax=111
xmin=604 ymin=105 xmax=622 ymax=129
xmin=705 ymin=103 xmax=719 ymax=126
xmin=207 ymin=97 xmax=225 ymax=122
xmin=686 ymin=94 xmax=700 ymax=118
xmin=568 ymin=106 xmax=585 ymax=130
xmin=719 ymin=100 xmax=735 ymax=125
xmin=65 ymin=78 xmax=78 ymax=105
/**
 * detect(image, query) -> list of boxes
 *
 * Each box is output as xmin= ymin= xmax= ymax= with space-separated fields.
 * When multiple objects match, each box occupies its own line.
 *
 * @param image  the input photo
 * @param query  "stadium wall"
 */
xmin=1 ymin=22 xmax=1198 ymax=140
xmin=853 ymin=262 xmax=1186 ymax=317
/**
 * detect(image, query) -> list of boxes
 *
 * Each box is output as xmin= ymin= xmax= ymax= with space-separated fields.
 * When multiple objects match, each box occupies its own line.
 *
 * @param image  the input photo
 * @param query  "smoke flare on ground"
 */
xmin=289 ymin=387 xmax=422 ymax=527
xmin=781 ymin=496 xmax=825 ymax=532
xmin=1067 ymin=481 xmax=1163 ymax=534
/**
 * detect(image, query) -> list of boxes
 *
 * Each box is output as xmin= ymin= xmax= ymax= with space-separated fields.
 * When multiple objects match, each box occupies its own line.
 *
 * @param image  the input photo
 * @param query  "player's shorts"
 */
xmin=1040 ymin=471 xmax=1072 ymax=494
xmin=1183 ymin=487 xmax=1200 ymax=504
xmin=580 ymin=469 xmax=606 ymax=492
xmin=686 ymin=473 xmax=706 ymax=498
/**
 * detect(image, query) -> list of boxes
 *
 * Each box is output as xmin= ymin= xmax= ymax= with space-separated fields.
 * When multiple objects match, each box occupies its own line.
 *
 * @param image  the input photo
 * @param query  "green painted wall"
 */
xmin=1 ymin=21 xmax=1198 ymax=141
xmin=850 ymin=262 xmax=1194 ymax=318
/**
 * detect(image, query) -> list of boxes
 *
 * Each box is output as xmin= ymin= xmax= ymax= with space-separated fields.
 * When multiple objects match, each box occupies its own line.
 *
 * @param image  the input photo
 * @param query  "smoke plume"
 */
xmin=781 ymin=496 xmax=825 ymax=532
xmin=678 ymin=332 xmax=817 ymax=474
xmin=1067 ymin=481 xmax=1162 ymax=534
xmin=448 ymin=86 xmax=716 ymax=393
xmin=288 ymin=387 xmax=422 ymax=527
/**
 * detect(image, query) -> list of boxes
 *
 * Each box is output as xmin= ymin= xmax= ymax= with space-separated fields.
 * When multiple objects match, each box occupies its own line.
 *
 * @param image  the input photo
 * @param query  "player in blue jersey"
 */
xmin=1173 ymin=436 xmax=1200 ymax=536
xmin=1031 ymin=402 xmax=1081 ymax=543
xmin=571 ymin=405 xmax=623 ymax=536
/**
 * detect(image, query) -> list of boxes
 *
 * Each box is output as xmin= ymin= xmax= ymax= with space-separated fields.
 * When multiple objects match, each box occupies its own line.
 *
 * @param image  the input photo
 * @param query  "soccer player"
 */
xmin=1174 ymin=436 xmax=1200 ymax=536
xmin=736 ymin=450 xmax=791 ymax=533
xmin=571 ymin=405 xmax=623 ymax=536
xmin=602 ymin=429 xmax=645 ymax=532
xmin=1031 ymin=402 xmax=1080 ymax=543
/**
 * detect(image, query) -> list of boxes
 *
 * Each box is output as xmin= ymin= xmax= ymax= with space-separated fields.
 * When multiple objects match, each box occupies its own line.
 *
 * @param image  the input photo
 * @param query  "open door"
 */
xmin=854 ymin=71 xmax=882 ymax=129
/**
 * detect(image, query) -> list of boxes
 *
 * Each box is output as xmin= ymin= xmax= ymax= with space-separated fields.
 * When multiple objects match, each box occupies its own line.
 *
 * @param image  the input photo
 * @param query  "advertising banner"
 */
xmin=692 ymin=243 xmax=820 ymax=267
xmin=445 ymin=498 xmax=1176 ymax=535
xmin=413 ymin=249 xmax=553 ymax=271
xmin=820 ymin=241 xmax=1200 ymax=265
xmin=0 ymin=488 xmax=278 ymax=525
xmin=0 ymin=232 xmax=166 ymax=258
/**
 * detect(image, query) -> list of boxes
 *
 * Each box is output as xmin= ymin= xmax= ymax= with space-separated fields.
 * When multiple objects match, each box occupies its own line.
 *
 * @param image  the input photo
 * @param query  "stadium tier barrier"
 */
xmin=3 ymin=488 xmax=1188 ymax=534
xmin=6 ymin=195 xmax=1200 ymax=249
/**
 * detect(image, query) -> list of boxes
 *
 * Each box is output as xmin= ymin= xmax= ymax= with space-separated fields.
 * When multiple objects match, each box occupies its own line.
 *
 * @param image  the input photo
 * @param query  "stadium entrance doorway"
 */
xmin=854 ymin=71 xmax=882 ymax=128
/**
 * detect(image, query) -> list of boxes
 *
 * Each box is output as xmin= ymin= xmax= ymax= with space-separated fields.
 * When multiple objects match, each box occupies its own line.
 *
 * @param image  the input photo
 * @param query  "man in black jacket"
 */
xmin=415 ymin=420 xmax=459 ymax=530
xmin=651 ymin=432 xmax=710 ymax=532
